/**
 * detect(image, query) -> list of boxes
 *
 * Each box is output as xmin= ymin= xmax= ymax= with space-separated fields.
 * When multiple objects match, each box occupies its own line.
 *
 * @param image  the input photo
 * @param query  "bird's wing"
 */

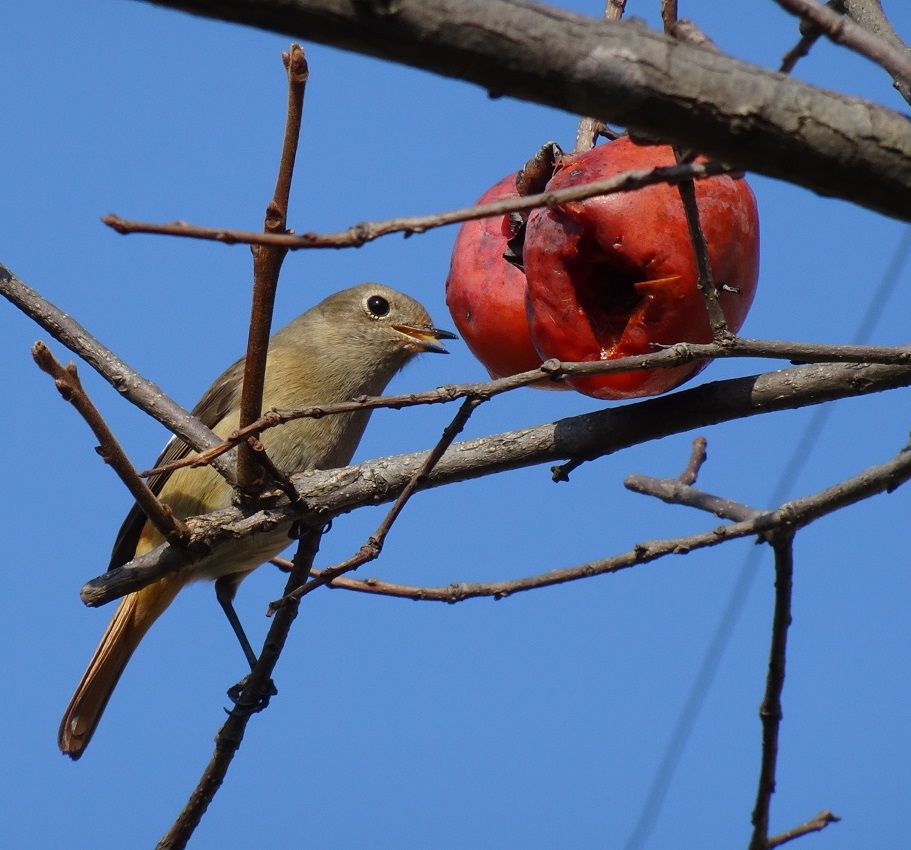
xmin=108 ymin=356 xmax=245 ymax=570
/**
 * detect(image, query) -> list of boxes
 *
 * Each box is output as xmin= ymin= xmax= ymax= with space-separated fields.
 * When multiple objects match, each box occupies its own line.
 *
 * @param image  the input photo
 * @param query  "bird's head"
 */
xmin=317 ymin=282 xmax=455 ymax=358
xmin=283 ymin=282 xmax=457 ymax=397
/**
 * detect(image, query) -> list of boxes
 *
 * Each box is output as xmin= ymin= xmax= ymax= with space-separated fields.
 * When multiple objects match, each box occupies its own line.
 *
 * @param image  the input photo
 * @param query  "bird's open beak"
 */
xmin=392 ymin=324 xmax=458 ymax=354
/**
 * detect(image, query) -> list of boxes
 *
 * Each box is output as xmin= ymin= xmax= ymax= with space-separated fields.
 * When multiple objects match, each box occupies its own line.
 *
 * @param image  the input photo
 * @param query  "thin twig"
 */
xmin=0 ymin=264 xmax=237 ymax=485
xmin=778 ymin=2 xmax=845 ymax=74
xmin=621 ymin=460 xmax=808 ymax=847
xmin=156 ymin=527 xmax=323 ymax=850
xmin=321 ymin=513 xmax=778 ymax=600
xmin=625 ymin=474 xmax=760 ymax=524
xmin=139 ymin=336 xmax=911 ymax=480
xmin=662 ymin=15 xmax=730 ymax=341
xmin=749 ymin=532 xmax=797 ymax=850
xmin=779 ymin=29 xmax=824 ymax=73
xmin=573 ymin=118 xmax=609 ymax=153
xmin=236 ymin=44 xmax=308 ymax=494
xmin=774 ymin=0 xmax=911 ymax=90
xmin=102 ymin=160 xmax=731 ymax=250
xmin=674 ymin=148 xmax=731 ymax=341
xmin=678 ymin=437 xmax=708 ymax=485
xmin=661 ymin=0 xmax=678 ymax=33
xmin=843 ymin=0 xmax=911 ymax=104
xmin=244 ymin=436 xmax=305 ymax=507
xmin=157 ymin=55 xmax=312 ymax=843
xmin=32 ymin=342 xmax=190 ymax=548
xmin=631 ymin=10 xmax=859 ymax=846
xmin=768 ymin=809 xmax=840 ymax=847
xmin=268 ymin=395 xmax=484 ymax=613
xmin=605 ymin=0 xmax=626 ymax=20
xmin=574 ymin=0 xmax=626 ymax=152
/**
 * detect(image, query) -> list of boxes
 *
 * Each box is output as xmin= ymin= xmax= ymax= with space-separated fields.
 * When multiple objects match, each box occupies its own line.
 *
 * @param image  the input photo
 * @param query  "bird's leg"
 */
xmin=215 ymin=574 xmax=278 ymax=711
xmin=215 ymin=574 xmax=258 ymax=670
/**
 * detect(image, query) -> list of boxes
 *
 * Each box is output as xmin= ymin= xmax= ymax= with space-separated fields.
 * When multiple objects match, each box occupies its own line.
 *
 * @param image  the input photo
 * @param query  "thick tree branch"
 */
xmin=138 ymin=337 xmax=911 ymax=478
xmin=278 ymin=434 xmax=910 ymax=605
xmin=80 ymin=359 xmax=911 ymax=606
xmin=139 ymin=0 xmax=911 ymax=221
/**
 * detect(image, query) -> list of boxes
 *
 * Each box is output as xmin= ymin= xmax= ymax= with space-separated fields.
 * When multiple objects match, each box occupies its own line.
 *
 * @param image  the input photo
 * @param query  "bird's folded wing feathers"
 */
xmin=107 ymin=356 xmax=245 ymax=570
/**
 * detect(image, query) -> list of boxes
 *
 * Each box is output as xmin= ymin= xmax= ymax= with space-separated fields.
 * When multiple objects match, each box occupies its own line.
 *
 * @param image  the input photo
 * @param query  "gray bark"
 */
xmin=141 ymin=0 xmax=911 ymax=220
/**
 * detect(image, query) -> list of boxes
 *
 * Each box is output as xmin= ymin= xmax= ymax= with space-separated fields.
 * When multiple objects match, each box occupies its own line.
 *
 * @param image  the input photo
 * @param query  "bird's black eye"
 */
xmin=366 ymin=294 xmax=390 ymax=318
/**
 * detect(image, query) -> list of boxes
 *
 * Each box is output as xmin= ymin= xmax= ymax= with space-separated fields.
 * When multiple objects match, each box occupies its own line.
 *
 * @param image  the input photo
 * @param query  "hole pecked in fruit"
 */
xmin=569 ymin=243 xmax=645 ymax=355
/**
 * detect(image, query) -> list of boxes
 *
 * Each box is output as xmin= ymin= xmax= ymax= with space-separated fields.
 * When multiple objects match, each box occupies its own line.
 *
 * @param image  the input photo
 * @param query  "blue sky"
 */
xmin=3 ymin=2 xmax=910 ymax=848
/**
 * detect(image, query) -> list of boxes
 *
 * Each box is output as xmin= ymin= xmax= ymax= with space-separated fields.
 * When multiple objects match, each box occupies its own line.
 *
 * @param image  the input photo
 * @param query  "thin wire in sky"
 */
xmin=624 ymin=226 xmax=911 ymax=850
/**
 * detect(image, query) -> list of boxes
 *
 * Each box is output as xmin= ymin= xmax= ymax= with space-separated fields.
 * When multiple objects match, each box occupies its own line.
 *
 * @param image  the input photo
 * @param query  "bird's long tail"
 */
xmin=58 ymin=575 xmax=182 ymax=759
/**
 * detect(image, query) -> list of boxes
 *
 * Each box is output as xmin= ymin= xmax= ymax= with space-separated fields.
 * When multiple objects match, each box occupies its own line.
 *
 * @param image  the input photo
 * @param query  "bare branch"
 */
xmin=664 ymin=0 xmax=731 ymax=342
xmin=775 ymin=0 xmax=911 ymax=99
xmin=158 ymin=50 xmax=309 ymax=828
xmin=103 ymin=160 xmax=731 ymax=251
xmin=0 ymin=263 xmax=237 ymax=485
xmin=574 ymin=0 xmax=626 ymax=152
xmin=156 ymin=527 xmax=323 ymax=850
xmin=749 ymin=531 xmax=797 ymax=850
xmin=779 ymin=1 xmax=846 ymax=73
xmin=237 ymin=44 xmax=308 ymax=493
xmin=665 ymin=19 xmax=722 ymax=51
xmin=679 ymin=437 xmax=708 ymax=485
xmin=624 ymin=474 xmax=760 ymax=524
xmin=163 ymin=400 xmax=484 ymax=842
xmin=31 ymin=342 xmax=190 ymax=548
xmin=768 ymin=809 xmax=841 ymax=847
xmin=11 ymin=251 xmax=906 ymax=496
xmin=244 ymin=436 xmax=306 ymax=508
xmin=605 ymin=0 xmax=626 ymax=20
xmin=80 ymin=361 xmax=911 ymax=607
xmin=844 ymin=0 xmax=911 ymax=104
xmin=138 ymin=337 xmax=911 ymax=479
xmin=674 ymin=148 xmax=731 ymax=341
xmin=138 ymin=0 xmax=911 ymax=221
xmin=623 ymin=460 xmax=809 ymax=848
xmin=280 ymin=435 xmax=910 ymax=605
xmin=779 ymin=29 xmax=824 ymax=74
xmin=661 ymin=0 xmax=678 ymax=33
xmin=270 ymin=395 xmax=484 ymax=612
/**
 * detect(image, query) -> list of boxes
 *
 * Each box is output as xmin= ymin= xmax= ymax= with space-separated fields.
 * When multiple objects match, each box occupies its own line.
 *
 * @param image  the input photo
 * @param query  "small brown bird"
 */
xmin=59 ymin=283 xmax=455 ymax=759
